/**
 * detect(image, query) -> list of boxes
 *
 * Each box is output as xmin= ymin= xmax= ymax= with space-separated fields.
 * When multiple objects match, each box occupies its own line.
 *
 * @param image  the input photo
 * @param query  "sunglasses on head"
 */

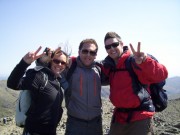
xmin=81 ymin=49 xmax=97 ymax=56
xmin=105 ymin=42 xmax=119 ymax=50
xmin=52 ymin=59 xmax=66 ymax=65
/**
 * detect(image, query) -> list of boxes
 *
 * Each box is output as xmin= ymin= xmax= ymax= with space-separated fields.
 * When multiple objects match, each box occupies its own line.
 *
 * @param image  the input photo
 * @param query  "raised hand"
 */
xmin=23 ymin=46 xmax=45 ymax=64
xmin=129 ymin=42 xmax=147 ymax=64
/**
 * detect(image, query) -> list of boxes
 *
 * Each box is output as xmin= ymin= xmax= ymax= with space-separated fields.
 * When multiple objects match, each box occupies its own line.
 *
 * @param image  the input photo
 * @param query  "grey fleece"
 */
xmin=66 ymin=57 xmax=102 ymax=120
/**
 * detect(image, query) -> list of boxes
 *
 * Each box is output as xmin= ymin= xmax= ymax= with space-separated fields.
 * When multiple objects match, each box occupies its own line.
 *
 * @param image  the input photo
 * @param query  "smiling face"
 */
xmin=78 ymin=43 xmax=97 ymax=66
xmin=105 ymin=38 xmax=123 ymax=62
xmin=50 ymin=53 xmax=67 ymax=76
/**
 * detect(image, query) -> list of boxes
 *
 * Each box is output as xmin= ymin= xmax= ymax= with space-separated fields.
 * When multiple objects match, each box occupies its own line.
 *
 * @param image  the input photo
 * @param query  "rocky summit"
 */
xmin=0 ymin=98 xmax=180 ymax=135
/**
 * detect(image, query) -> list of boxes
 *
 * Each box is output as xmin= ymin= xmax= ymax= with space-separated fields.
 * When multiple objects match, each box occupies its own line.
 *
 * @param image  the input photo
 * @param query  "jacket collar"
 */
xmin=76 ymin=56 xmax=96 ymax=69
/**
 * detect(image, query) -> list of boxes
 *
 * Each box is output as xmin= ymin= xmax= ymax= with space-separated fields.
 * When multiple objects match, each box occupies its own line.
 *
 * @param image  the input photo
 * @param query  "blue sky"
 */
xmin=0 ymin=0 xmax=180 ymax=78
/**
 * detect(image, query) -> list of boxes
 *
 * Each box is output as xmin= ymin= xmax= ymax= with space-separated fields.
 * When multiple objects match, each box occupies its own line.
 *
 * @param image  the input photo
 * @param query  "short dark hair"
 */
xmin=79 ymin=39 xmax=98 ymax=52
xmin=104 ymin=32 xmax=121 ymax=43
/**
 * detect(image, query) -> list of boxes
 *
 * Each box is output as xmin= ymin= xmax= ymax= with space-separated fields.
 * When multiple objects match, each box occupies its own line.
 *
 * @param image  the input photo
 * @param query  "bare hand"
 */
xmin=23 ymin=46 xmax=45 ymax=64
xmin=129 ymin=42 xmax=146 ymax=64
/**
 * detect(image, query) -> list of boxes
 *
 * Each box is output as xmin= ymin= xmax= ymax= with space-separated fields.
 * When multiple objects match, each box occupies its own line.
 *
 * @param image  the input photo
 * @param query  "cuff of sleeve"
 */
xmin=20 ymin=59 xmax=31 ymax=68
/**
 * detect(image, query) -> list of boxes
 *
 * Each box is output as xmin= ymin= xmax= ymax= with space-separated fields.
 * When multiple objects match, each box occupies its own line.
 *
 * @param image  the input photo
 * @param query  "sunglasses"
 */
xmin=52 ymin=59 xmax=66 ymax=65
xmin=81 ymin=49 xmax=97 ymax=56
xmin=105 ymin=42 xmax=119 ymax=50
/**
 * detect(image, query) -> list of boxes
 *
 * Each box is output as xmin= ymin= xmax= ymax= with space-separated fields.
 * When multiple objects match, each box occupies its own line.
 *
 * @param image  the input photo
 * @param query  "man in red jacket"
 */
xmin=101 ymin=32 xmax=168 ymax=135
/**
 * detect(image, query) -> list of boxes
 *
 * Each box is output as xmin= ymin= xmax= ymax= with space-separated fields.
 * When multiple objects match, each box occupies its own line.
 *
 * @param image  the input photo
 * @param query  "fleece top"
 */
xmin=65 ymin=56 xmax=103 ymax=120
xmin=7 ymin=59 xmax=63 ymax=134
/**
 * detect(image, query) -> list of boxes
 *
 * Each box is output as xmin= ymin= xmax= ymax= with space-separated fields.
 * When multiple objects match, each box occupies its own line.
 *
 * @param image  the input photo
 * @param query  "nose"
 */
xmin=110 ymin=46 xmax=115 ymax=50
xmin=87 ymin=52 xmax=91 ymax=56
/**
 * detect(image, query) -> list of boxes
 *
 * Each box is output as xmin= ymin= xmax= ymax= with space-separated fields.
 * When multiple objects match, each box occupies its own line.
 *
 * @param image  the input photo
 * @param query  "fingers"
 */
xmin=130 ymin=42 xmax=146 ymax=64
xmin=23 ymin=52 xmax=34 ymax=64
xmin=36 ymin=52 xmax=46 ymax=59
xmin=24 ymin=46 xmax=61 ymax=63
xmin=34 ymin=46 xmax=42 ymax=55
xmin=129 ymin=43 xmax=135 ymax=54
xmin=137 ymin=42 xmax=141 ymax=53
xmin=34 ymin=46 xmax=47 ymax=60
xmin=130 ymin=42 xmax=141 ymax=54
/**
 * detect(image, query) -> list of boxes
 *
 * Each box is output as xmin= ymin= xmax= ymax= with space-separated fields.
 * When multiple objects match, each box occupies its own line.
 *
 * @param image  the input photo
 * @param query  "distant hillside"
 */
xmin=0 ymin=75 xmax=8 ymax=80
xmin=101 ymin=76 xmax=180 ymax=99
xmin=164 ymin=76 xmax=180 ymax=93
xmin=0 ymin=80 xmax=19 ymax=118
xmin=0 ymin=76 xmax=180 ymax=118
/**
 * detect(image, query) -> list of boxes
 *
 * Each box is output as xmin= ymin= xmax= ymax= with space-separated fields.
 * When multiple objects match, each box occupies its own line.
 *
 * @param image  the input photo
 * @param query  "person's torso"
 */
xmin=25 ymin=69 xmax=63 ymax=133
xmin=103 ymin=52 xmax=154 ymax=123
xmin=66 ymin=60 xmax=102 ymax=120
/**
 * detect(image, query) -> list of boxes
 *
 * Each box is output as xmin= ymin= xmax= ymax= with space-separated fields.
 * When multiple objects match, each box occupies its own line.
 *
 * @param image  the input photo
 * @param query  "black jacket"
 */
xmin=7 ymin=59 xmax=63 ymax=134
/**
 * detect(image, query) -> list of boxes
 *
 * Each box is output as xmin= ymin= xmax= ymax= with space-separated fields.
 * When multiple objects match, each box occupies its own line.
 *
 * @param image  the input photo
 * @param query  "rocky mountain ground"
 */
xmin=0 ymin=98 xmax=180 ymax=135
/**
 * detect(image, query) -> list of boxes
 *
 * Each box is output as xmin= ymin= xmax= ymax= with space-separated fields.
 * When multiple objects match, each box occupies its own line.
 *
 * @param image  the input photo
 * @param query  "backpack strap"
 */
xmin=33 ymin=66 xmax=48 ymax=90
xmin=95 ymin=62 xmax=110 ymax=85
xmin=94 ymin=62 xmax=101 ymax=75
xmin=66 ymin=58 xmax=77 ymax=81
xmin=125 ymin=55 xmax=147 ymax=99
xmin=18 ymin=71 xmax=48 ymax=115
xmin=39 ymin=72 xmax=48 ymax=90
xmin=115 ymin=55 xmax=154 ymax=123
xmin=64 ymin=58 xmax=77 ymax=107
xmin=125 ymin=55 xmax=154 ymax=105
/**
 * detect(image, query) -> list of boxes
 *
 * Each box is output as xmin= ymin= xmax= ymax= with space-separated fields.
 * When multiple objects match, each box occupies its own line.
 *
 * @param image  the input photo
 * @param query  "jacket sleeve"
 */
xmin=95 ymin=61 xmax=110 ymax=85
xmin=7 ymin=59 xmax=30 ymax=90
xmin=7 ymin=59 xmax=42 ymax=91
xmin=133 ymin=56 xmax=168 ymax=84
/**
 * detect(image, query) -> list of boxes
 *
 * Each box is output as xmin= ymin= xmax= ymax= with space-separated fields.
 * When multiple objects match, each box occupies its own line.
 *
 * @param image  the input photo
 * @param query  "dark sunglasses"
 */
xmin=105 ymin=42 xmax=119 ymax=50
xmin=52 ymin=59 xmax=66 ymax=65
xmin=81 ymin=49 xmax=97 ymax=56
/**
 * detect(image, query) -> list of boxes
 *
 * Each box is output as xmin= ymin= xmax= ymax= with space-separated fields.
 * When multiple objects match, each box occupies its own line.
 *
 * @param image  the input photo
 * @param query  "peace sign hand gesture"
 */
xmin=23 ymin=46 xmax=45 ymax=64
xmin=129 ymin=42 xmax=147 ymax=64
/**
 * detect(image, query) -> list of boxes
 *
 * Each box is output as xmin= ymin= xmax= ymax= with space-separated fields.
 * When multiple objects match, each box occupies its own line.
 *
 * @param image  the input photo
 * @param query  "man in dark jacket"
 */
xmin=64 ymin=39 xmax=106 ymax=135
xmin=101 ymin=32 xmax=168 ymax=135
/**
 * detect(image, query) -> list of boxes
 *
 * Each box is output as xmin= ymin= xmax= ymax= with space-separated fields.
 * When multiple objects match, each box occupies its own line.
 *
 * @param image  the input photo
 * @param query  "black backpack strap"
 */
xmin=66 ymin=59 xmax=77 ymax=81
xmin=33 ymin=67 xmax=48 ymax=90
xmin=40 ymin=72 xmax=48 ymax=90
xmin=125 ymin=56 xmax=151 ymax=101
xmin=94 ymin=62 xmax=101 ymax=74
xmin=95 ymin=62 xmax=110 ymax=85
xmin=25 ymin=71 xmax=48 ymax=116
xmin=118 ymin=55 xmax=154 ymax=123
xmin=64 ymin=59 xmax=77 ymax=108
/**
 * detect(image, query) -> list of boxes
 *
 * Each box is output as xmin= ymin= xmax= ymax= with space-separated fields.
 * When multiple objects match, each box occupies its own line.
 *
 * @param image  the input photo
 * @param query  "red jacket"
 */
xmin=101 ymin=50 xmax=168 ymax=123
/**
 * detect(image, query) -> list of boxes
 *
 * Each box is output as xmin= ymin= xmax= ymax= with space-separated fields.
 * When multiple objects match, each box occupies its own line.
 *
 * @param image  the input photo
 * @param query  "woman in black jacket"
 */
xmin=7 ymin=46 xmax=68 ymax=135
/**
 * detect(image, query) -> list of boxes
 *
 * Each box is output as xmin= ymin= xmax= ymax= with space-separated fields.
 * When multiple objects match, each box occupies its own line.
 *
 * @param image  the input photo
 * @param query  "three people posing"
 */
xmin=7 ymin=32 xmax=168 ymax=135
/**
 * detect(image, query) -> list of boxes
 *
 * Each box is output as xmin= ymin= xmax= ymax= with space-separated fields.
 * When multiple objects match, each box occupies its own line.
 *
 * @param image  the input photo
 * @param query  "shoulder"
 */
xmin=25 ymin=67 xmax=45 ymax=80
xmin=68 ymin=56 xmax=77 ymax=68
xmin=101 ymin=56 xmax=116 ymax=68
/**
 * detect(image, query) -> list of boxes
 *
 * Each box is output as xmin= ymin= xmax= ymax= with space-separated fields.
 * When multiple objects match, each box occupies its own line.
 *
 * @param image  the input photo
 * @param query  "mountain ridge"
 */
xmin=0 ymin=76 xmax=180 ymax=118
